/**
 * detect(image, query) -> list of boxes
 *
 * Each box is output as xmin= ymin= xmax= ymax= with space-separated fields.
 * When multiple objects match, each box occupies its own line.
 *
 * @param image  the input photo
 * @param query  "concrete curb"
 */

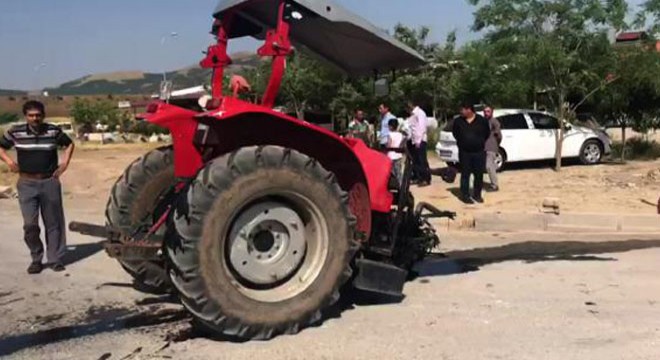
xmin=433 ymin=212 xmax=660 ymax=234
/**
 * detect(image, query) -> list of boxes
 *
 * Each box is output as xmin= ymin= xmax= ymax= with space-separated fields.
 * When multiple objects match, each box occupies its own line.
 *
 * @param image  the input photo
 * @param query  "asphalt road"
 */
xmin=1 ymin=200 xmax=659 ymax=360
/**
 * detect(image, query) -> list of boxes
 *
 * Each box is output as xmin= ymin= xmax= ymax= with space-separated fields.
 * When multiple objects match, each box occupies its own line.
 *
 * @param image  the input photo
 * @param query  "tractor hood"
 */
xmin=213 ymin=0 xmax=426 ymax=75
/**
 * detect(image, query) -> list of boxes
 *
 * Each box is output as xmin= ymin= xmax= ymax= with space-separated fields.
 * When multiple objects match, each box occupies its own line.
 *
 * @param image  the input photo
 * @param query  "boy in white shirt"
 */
xmin=387 ymin=119 xmax=404 ymax=184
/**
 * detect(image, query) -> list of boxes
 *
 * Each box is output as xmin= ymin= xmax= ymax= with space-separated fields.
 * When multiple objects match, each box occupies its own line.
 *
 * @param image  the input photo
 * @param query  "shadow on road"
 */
xmin=0 ymin=307 xmax=189 ymax=357
xmin=61 ymin=241 xmax=105 ymax=266
xmin=415 ymin=239 xmax=660 ymax=278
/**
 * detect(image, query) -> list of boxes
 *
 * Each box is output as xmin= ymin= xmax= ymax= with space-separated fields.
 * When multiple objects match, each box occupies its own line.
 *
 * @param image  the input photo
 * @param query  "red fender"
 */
xmin=138 ymin=102 xmax=203 ymax=178
xmin=139 ymin=98 xmax=394 ymax=236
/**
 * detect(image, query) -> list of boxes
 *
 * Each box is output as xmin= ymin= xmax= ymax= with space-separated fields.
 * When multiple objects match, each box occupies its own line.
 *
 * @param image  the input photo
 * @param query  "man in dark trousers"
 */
xmin=452 ymin=103 xmax=490 ymax=204
xmin=407 ymin=100 xmax=431 ymax=187
xmin=0 ymin=101 xmax=75 ymax=273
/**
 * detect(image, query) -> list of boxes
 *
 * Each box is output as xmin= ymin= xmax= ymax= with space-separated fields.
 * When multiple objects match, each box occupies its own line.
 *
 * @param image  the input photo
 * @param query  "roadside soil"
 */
xmin=415 ymin=156 xmax=660 ymax=217
xmin=2 ymin=143 xmax=658 ymax=217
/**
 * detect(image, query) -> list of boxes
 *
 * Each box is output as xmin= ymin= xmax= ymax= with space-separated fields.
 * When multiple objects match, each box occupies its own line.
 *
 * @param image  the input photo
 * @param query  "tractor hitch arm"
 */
xmin=414 ymin=202 xmax=457 ymax=220
xmin=68 ymin=221 xmax=165 ymax=261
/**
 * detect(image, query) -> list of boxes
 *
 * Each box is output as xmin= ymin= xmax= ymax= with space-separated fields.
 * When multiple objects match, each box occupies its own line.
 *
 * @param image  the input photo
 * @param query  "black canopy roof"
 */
xmin=214 ymin=0 xmax=426 ymax=75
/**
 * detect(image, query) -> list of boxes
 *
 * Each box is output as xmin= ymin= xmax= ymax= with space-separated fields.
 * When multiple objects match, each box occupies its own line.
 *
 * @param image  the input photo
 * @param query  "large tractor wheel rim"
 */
xmin=226 ymin=193 xmax=329 ymax=303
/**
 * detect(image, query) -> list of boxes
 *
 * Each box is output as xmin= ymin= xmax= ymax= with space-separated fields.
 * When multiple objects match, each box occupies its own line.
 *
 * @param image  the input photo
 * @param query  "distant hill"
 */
xmin=0 ymin=89 xmax=27 ymax=96
xmin=45 ymin=52 xmax=261 ymax=96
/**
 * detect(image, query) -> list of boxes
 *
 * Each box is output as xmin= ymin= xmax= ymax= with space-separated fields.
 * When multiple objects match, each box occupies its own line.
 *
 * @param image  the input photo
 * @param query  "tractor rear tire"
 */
xmin=167 ymin=146 xmax=358 ymax=340
xmin=105 ymin=146 xmax=175 ymax=294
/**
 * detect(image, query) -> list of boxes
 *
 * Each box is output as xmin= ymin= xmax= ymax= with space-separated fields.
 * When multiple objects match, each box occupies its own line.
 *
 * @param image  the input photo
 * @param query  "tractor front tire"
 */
xmin=106 ymin=146 xmax=175 ymax=294
xmin=168 ymin=146 xmax=358 ymax=340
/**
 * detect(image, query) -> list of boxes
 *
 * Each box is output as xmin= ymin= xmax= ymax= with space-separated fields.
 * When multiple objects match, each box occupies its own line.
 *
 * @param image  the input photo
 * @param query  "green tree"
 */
xmin=636 ymin=0 xmax=660 ymax=35
xmin=391 ymin=25 xmax=461 ymax=118
xmin=70 ymin=98 xmax=121 ymax=131
xmin=469 ymin=0 xmax=627 ymax=170
xmin=0 ymin=112 xmax=19 ymax=125
xmin=244 ymin=52 xmax=344 ymax=118
xmin=329 ymin=83 xmax=366 ymax=132
xmin=595 ymin=45 xmax=660 ymax=160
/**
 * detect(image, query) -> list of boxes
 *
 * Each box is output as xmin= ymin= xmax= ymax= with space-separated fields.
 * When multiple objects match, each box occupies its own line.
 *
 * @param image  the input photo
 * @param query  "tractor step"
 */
xmin=353 ymin=258 xmax=407 ymax=299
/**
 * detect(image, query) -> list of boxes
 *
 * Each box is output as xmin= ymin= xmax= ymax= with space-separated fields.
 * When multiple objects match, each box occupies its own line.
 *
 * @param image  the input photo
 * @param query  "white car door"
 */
xmin=527 ymin=112 xmax=560 ymax=160
xmin=496 ymin=112 xmax=536 ymax=162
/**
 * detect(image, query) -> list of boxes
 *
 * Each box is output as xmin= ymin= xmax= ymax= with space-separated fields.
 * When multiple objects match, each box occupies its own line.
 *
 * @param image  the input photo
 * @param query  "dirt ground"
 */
xmin=416 ymin=156 xmax=660 ymax=218
xmin=2 ymin=143 xmax=659 ymax=216
xmin=1 ymin=144 xmax=660 ymax=359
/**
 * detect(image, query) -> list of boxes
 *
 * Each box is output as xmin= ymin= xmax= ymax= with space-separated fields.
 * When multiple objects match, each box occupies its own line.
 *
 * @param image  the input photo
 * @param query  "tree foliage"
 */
xmin=467 ymin=0 xmax=628 ymax=169
xmin=70 ymin=98 xmax=122 ymax=131
xmin=233 ymin=11 xmax=660 ymax=167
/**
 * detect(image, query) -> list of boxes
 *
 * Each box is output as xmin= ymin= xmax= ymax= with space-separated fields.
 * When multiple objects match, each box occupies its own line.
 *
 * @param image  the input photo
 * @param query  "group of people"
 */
xmin=347 ymin=101 xmax=432 ymax=187
xmin=346 ymin=101 xmax=503 ymax=204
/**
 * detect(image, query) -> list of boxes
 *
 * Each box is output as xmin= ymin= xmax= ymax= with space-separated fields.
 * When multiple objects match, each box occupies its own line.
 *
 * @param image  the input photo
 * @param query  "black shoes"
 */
xmin=52 ymin=263 xmax=66 ymax=272
xmin=28 ymin=262 xmax=65 ymax=273
xmin=27 ymin=262 xmax=43 ymax=274
xmin=460 ymin=194 xmax=485 ymax=204
xmin=418 ymin=181 xmax=431 ymax=188
xmin=460 ymin=195 xmax=475 ymax=204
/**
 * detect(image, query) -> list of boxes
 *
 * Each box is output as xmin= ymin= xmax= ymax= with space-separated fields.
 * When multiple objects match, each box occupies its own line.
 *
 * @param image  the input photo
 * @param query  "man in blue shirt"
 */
xmin=378 ymin=104 xmax=396 ymax=150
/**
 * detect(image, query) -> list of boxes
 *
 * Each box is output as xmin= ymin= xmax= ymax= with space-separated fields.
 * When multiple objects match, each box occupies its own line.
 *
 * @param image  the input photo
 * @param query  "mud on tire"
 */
xmin=105 ymin=146 xmax=175 ymax=294
xmin=167 ymin=146 xmax=358 ymax=340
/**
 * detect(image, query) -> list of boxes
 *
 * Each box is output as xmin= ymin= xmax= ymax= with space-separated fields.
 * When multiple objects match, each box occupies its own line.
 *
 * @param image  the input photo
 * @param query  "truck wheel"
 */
xmin=168 ymin=146 xmax=358 ymax=340
xmin=579 ymin=139 xmax=603 ymax=165
xmin=106 ymin=146 xmax=175 ymax=294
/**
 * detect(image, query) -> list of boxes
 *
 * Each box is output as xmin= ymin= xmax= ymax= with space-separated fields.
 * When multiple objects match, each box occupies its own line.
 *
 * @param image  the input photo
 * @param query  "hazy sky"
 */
xmin=0 ymin=0 xmax=648 ymax=90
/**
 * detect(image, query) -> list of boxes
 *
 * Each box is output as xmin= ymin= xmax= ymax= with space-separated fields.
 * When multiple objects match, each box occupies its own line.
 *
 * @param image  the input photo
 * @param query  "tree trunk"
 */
xmin=554 ymin=93 xmax=565 ymax=171
xmin=554 ymin=126 xmax=563 ymax=171
xmin=620 ymin=125 xmax=626 ymax=162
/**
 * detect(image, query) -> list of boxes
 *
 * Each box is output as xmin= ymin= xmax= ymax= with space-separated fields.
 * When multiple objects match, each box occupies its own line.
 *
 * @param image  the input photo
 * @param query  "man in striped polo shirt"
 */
xmin=0 ymin=101 xmax=75 ymax=274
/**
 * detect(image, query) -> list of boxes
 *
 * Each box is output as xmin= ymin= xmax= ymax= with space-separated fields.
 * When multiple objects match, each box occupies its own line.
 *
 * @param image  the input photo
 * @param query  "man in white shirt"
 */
xmin=378 ymin=104 xmax=397 ymax=151
xmin=406 ymin=100 xmax=431 ymax=187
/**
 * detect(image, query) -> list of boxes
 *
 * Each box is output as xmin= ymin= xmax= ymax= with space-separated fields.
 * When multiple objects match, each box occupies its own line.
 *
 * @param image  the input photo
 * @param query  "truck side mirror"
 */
xmin=374 ymin=78 xmax=390 ymax=97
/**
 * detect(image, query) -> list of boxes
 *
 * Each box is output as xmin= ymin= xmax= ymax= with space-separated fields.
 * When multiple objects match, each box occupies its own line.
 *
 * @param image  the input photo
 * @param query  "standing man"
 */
xmin=378 ymin=104 xmax=396 ymax=151
xmin=407 ymin=100 xmax=431 ymax=187
xmin=0 ymin=101 xmax=75 ymax=274
xmin=452 ymin=103 xmax=490 ymax=204
xmin=347 ymin=109 xmax=372 ymax=146
xmin=484 ymin=106 xmax=502 ymax=191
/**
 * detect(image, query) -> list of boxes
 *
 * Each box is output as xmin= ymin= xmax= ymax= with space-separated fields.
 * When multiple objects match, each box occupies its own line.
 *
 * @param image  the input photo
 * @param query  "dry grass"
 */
xmin=81 ymin=71 xmax=145 ymax=84
xmin=0 ymin=143 xmax=161 ymax=188
xmin=76 ymin=142 xmax=163 ymax=152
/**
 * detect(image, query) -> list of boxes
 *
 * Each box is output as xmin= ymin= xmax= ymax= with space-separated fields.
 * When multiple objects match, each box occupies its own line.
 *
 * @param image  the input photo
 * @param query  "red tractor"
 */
xmin=71 ymin=0 xmax=455 ymax=340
